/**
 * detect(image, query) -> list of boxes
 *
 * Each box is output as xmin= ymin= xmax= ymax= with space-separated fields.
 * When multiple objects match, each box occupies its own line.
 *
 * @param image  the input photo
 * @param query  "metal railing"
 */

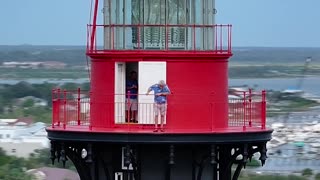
xmin=87 ymin=24 xmax=232 ymax=53
xmin=51 ymin=89 xmax=266 ymax=131
xmin=228 ymin=90 xmax=266 ymax=130
xmin=52 ymin=89 xmax=90 ymax=129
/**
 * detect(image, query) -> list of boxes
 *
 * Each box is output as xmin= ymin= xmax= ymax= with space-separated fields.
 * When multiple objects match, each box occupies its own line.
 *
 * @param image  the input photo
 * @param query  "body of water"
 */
xmin=0 ymin=78 xmax=90 ymax=85
xmin=1 ymin=77 xmax=319 ymax=96
xmin=254 ymin=143 xmax=320 ymax=172
xmin=229 ymin=76 xmax=320 ymax=96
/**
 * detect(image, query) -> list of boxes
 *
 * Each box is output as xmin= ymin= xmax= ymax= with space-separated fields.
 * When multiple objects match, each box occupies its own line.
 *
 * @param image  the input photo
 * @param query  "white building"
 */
xmin=0 ymin=119 xmax=49 ymax=158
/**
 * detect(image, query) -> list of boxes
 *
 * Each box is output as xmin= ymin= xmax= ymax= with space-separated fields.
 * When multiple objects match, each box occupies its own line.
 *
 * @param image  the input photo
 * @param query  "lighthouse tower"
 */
xmin=47 ymin=0 xmax=272 ymax=179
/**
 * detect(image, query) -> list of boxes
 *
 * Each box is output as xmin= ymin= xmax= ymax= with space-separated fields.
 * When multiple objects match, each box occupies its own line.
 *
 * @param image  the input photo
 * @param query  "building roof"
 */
xmin=30 ymin=167 xmax=80 ymax=180
xmin=7 ymin=117 xmax=33 ymax=126
xmin=13 ymin=122 xmax=46 ymax=137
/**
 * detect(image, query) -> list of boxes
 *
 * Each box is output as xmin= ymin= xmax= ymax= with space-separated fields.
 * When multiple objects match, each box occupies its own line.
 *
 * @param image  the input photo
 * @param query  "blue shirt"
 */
xmin=149 ymin=84 xmax=171 ymax=103
xmin=126 ymin=80 xmax=138 ymax=99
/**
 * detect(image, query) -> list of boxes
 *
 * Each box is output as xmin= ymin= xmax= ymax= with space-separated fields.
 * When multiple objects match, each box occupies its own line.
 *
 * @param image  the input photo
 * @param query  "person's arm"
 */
xmin=131 ymin=81 xmax=138 ymax=90
xmin=146 ymin=86 xmax=152 ymax=95
xmin=146 ymin=84 xmax=156 ymax=95
xmin=127 ymin=83 xmax=137 ymax=90
xmin=126 ymin=82 xmax=132 ymax=90
xmin=135 ymin=81 xmax=138 ymax=90
xmin=159 ymin=86 xmax=171 ymax=96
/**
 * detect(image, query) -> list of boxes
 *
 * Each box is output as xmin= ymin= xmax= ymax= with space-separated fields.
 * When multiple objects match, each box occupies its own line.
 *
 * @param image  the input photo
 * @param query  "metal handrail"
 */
xmin=86 ymin=24 xmax=232 ymax=53
xmin=51 ymin=89 xmax=266 ymax=131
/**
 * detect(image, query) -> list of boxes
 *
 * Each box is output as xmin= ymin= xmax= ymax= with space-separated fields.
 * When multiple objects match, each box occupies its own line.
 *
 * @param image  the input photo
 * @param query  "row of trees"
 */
xmin=0 ymin=148 xmax=75 ymax=180
xmin=0 ymin=46 xmax=87 ymax=66
xmin=0 ymin=81 xmax=90 ymax=123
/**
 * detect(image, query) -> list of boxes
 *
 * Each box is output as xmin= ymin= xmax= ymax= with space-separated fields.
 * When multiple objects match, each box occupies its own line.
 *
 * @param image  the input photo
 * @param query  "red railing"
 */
xmin=51 ymin=89 xmax=266 ymax=131
xmin=228 ymin=90 xmax=266 ymax=130
xmin=52 ymin=88 xmax=90 ymax=129
xmin=86 ymin=24 xmax=232 ymax=53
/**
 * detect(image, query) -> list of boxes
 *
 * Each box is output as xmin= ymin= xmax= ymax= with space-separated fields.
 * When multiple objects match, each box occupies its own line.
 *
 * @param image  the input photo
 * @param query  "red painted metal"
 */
xmin=52 ymin=90 xmax=56 ymax=128
xmin=243 ymin=91 xmax=246 ymax=130
xmin=261 ymin=90 xmax=266 ymax=129
xmin=63 ymin=90 xmax=67 ymax=129
xmin=77 ymin=88 xmax=81 ymax=125
xmin=166 ymin=61 xmax=228 ymax=129
xmin=51 ymin=89 xmax=267 ymax=132
xmin=52 ymin=89 xmax=91 ymax=128
xmin=87 ymin=51 xmax=232 ymax=60
xmin=90 ymin=0 xmax=99 ymax=51
xmin=248 ymin=89 xmax=252 ymax=127
xmin=90 ymin=60 xmax=114 ymax=128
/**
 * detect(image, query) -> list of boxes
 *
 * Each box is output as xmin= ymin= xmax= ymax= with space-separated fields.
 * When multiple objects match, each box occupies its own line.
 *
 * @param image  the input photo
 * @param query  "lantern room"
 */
xmin=101 ymin=0 xmax=218 ymax=50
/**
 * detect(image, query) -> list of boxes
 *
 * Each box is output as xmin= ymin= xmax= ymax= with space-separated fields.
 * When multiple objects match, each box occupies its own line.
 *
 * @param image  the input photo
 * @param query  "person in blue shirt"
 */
xmin=126 ymin=71 xmax=138 ymax=123
xmin=146 ymin=80 xmax=171 ymax=132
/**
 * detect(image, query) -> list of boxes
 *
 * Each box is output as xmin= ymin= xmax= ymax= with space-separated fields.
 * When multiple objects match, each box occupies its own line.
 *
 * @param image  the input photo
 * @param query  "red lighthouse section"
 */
xmin=166 ymin=59 xmax=229 ymax=130
xmin=87 ymin=55 xmax=230 ymax=132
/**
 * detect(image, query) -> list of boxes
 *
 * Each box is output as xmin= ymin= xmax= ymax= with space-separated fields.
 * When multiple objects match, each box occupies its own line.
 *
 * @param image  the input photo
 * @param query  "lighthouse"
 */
xmin=47 ymin=0 xmax=272 ymax=179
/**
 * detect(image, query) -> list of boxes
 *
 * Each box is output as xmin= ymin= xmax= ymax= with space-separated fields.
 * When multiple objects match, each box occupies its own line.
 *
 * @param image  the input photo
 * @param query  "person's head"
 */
xmin=158 ymin=80 xmax=166 ymax=88
xmin=130 ymin=71 xmax=137 ymax=80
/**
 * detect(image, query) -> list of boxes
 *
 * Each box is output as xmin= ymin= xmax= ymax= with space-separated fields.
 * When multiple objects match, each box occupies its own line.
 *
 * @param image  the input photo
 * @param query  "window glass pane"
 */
xmin=132 ymin=0 xmax=142 ymax=48
xmin=132 ymin=0 xmax=141 ymax=24
xmin=144 ymin=0 xmax=161 ymax=24
xmin=194 ymin=0 xmax=203 ymax=49
xmin=143 ymin=0 xmax=163 ymax=49
xmin=168 ymin=0 xmax=186 ymax=24
xmin=168 ymin=0 xmax=186 ymax=49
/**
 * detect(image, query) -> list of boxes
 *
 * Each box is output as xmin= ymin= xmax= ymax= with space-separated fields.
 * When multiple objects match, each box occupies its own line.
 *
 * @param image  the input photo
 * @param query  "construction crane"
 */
xmin=282 ymin=57 xmax=312 ymax=95
xmin=296 ymin=57 xmax=312 ymax=90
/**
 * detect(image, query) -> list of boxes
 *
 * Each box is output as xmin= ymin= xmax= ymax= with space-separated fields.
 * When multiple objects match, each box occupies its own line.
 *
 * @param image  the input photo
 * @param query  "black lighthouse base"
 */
xmin=47 ymin=130 xmax=272 ymax=180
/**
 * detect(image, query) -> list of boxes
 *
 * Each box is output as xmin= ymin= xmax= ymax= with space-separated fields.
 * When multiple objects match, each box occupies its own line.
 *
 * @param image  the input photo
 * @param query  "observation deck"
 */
xmin=47 ymin=89 xmax=270 ymax=142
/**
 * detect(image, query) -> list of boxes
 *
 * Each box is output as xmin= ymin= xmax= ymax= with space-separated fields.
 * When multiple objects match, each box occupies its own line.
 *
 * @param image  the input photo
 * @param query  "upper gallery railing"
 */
xmin=87 ymin=24 xmax=232 ymax=53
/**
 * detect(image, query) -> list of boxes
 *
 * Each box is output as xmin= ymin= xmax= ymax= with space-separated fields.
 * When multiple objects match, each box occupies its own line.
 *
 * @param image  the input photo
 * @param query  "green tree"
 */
xmin=22 ymin=99 xmax=35 ymax=107
xmin=302 ymin=168 xmax=313 ymax=176
xmin=246 ymin=159 xmax=261 ymax=167
xmin=239 ymin=174 xmax=306 ymax=180
xmin=0 ymin=148 xmax=11 ymax=166
xmin=0 ymin=167 xmax=32 ymax=180
xmin=81 ymin=82 xmax=90 ymax=91
xmin=0 ymin=154 xmax=33 ymax=180
xmin=61 ymin=83 xmax=79 ymax=91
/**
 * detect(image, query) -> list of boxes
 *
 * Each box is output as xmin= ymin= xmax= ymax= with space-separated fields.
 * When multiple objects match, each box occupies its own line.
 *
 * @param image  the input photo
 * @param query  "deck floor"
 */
xmin=47 ymin=125 xmax=269 ymax=134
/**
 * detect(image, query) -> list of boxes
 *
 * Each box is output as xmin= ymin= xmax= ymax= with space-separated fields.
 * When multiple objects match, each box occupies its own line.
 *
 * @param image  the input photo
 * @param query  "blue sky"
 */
xmin=0 ymin=0 xmax=319 ymax=47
